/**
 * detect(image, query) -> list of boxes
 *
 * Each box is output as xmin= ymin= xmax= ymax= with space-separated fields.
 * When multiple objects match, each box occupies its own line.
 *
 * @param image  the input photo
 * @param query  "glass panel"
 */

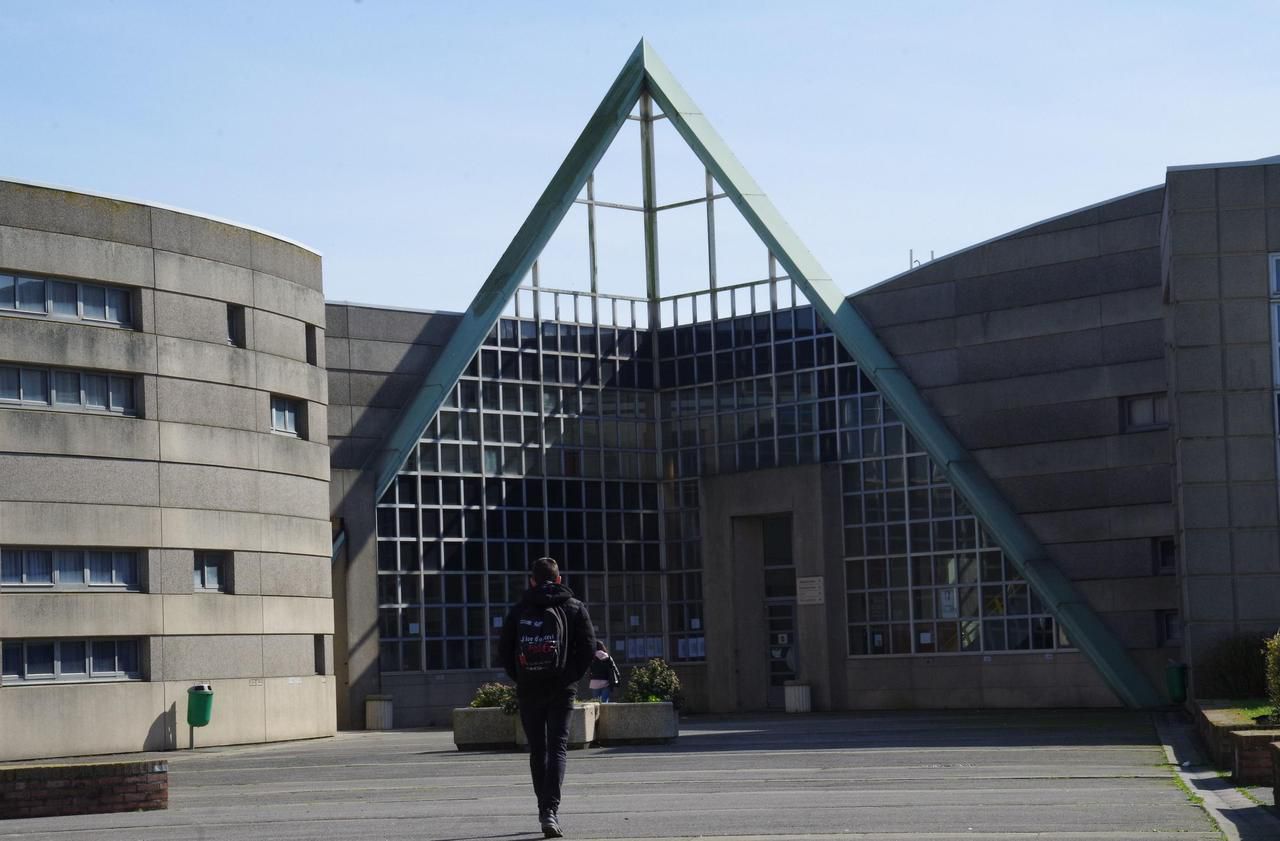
xmin=106 ymin=288 xmax=131 ymax=324
xmin=205 ymin=555 xmax=221 ymax=590
xmin=16 ymin=277 xmax=46 ymax=312
xmin=91 ymin=640 xmax=117 ymax=674
xmin=60 ymin=641 xmax=87 ymax=675
xmin=56 ymin=550 xmax=84 ymax=585
xmin=0 ymin=367 xmax=18 ymax=401
xmin=20 ymin=369 xmax=48 ymax=404
xmin=0 ymin=274 xmax=14 ymax=308
xmin=88 ymin=551 xmax=114 ymax=584
xmin=25 ymin=550 xmax=53 ymax=584
xmin=1 ymin=643 xmax=20 ymax=677
xmin=116 ymin=552 xmax=138 ymax=587
xmin=50 ymin=281 xmax=78 ymax=317
xmin=117 ymin=640 xmax=138 ymax=675
xmin=82 ymin=285 xmax=107 ymax=320
xmin=27 ymin=642 xmax=55 ymax=676
xmin=108 ymin=377 xmax=134 ymax=413
xmin=53 ymin=370 xmax=81 ymax=405
xmin=83 ymin=374 xmax=108 ymax=408
xmin=1 ymin=549 xmax=21 ymax=584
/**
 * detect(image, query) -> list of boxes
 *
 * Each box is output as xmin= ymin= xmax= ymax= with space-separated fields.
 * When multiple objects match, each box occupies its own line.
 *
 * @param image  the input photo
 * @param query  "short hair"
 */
xmin=531 ymin=557 xmax=559 ymax=584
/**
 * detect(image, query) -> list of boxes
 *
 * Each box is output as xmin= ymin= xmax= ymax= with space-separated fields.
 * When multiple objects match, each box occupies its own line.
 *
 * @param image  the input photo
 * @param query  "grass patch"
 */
xmin=1229 ymin=699 xmax=1274 ymax=722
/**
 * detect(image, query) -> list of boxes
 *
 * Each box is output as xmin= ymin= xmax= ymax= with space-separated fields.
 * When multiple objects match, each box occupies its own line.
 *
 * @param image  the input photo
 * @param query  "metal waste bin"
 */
xmin=784 ymin=681 xmax=812 ymax=713
xmin=1165 ymin=662 xmax=1188 ymax=704
xmin=187 ymin=684 xmax=214 ymax=728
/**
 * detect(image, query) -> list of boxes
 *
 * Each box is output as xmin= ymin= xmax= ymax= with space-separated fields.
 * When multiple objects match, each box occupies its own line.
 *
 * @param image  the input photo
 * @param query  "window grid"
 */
xmin=271 ymin=396 xmax=302 ymax=437
xmin=0 ymin=364 xmax=136 ymax=415
xmin=377 ymin=282 xmax=1066 ymax=674
xmin=0 ymin=272 xmax=132 ymax=326
xmin=1 ymin=638 xmax=141 ymax=684
xmin=0 ymin=548 xmax=139 ymax=589
xmin=193 ymin=551 xmax=227 ymax=592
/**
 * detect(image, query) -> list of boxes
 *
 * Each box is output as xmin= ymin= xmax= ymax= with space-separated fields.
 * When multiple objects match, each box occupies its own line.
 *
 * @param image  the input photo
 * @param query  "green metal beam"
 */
xmin=369 ymin=38 xmax=1162 ymax=708
xmin=368 ymin=42 xmax=646 ymax=497
xmin=640 ymin=41 xmax=1162 ymax=708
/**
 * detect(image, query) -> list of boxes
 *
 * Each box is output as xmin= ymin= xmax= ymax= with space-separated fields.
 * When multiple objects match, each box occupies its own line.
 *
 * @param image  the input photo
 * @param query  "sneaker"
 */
xmin=541 ymin=810 xmax=563 ymax=838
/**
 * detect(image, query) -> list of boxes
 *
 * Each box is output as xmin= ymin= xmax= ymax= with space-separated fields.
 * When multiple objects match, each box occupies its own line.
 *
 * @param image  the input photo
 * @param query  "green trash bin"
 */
xmin=1165 ymin=663 xmax=1187 ymax=704
xmin=187 ymin=684 xmax=214 ymax=728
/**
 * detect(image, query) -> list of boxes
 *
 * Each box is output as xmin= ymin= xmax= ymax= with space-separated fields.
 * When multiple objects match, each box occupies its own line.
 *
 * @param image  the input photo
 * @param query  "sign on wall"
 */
xmin=796 ymin=576 xmax=825 ymax=605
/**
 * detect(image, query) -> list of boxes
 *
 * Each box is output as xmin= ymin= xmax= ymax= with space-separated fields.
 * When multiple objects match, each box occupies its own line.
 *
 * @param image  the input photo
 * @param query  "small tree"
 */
xmin=1264 ymin=630 xmax=1280 ymax=718
xmin=1194 ymin=633 xmax=1269 ymax=699
xmin=469 ymin=682 xmax=519 ymax=715
xmin=622 ymin=658 xmax=683 ymax=708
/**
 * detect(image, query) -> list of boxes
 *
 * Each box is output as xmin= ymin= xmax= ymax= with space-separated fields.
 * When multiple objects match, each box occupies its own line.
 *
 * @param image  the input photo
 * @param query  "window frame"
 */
xmin=0 ymin=638 xmax=142 ymax=684
xmin=193 ymin=550 xmax=229 ymax=593
xmin=0 ymin=364 xmax=137 ymax=415
xmin=270 ymin=395 xmax=303 ymax=438
xmin=1121 ymin=393 xmax=1170 ymax=432
xmin=0 ymin=271 xmax=133 ymax=328
xmin=0 ymin=547 xmax=139 ymax=590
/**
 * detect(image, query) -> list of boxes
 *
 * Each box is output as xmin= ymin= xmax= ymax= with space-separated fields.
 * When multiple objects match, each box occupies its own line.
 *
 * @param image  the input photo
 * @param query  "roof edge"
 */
xmin=0 ymin=175 xmax=322 ymax=256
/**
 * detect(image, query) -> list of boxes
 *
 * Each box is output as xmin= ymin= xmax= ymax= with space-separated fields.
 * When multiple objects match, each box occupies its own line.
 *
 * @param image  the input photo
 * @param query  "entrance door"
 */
xmin=762 ymin=516 xmax=797 ymax=708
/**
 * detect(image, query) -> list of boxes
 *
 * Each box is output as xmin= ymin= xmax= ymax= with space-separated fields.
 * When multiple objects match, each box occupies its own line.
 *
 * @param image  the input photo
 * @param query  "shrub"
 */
xmin=1194 ymin=633 xmax=1269 ymax=699
xmin=1265 ymin=630 xmax=1280 ymax=717
xmin=470 ymin=682 xmax=518 ymax=715
xmin=622 ymin=658 xmax=683 ymax=708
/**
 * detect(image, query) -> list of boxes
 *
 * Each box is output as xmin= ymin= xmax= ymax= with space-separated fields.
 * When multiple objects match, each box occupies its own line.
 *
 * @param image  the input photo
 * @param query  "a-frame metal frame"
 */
xmin=368 ymin=39 xmax=1163 ymax=708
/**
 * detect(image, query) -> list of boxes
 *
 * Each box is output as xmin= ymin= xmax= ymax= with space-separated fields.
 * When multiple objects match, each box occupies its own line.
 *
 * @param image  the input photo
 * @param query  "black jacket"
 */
xmin=498 ymin=582 xmax=596 ymax=694
xmin=589 ymin=650 xmax=620 ymax=686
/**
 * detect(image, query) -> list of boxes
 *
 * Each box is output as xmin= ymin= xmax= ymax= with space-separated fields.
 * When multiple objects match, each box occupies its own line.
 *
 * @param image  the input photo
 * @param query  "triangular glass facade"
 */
xmin=371 ymin=91 xmax=1066 ymax=677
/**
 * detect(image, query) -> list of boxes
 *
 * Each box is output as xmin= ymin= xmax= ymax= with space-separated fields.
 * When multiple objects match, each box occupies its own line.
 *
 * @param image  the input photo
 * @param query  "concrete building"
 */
xmin=4 ymin=43 xmax=1279 ymax=756
xmin=0 ymin=181 xmax=335 ymax=762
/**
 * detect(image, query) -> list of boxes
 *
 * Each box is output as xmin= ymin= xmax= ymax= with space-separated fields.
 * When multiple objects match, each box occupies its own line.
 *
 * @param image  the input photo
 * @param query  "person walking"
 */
xmin=499 ymin=557 xmax=596 ymax=838
xmin=588 ymin=640 xmax=620 ymax=702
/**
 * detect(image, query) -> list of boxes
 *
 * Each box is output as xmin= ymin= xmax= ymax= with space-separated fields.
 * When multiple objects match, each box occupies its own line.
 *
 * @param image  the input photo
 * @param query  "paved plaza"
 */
xmin=1 ymin=710 xmax=1273 ymax=840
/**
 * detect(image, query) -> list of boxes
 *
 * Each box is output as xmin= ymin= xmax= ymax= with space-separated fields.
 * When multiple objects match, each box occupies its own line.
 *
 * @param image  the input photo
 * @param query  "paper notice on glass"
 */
xmin=492 ymin=616 xmax=503 ymax=628
xmin=629 ymin=615 xmax=640 ymax=627
xmin=408 ymin=623 xmax=420 ymax=635
xmin=690 ymin=618 xmax=701 ymax=630
xmin=627 ymin=638 xmax=642 ymax=659
xmin=939 ymin=588 xmax=959 ymax=619
xmin=614 ymin=639 xmax=625 ymax=652
xmin=691 ymin=637 xmax=705 ymax=658
xmin=646 ymin=637 xmax=662 ymax=657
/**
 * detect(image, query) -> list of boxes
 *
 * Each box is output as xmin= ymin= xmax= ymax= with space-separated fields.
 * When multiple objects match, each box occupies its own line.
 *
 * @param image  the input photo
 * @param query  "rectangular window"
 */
xmin=227 ymin=304 xmax=247 ymax=348
xmin=194 ymin=551 xmax=228 ymax=592
xmin=1157 ymin=610 xmax=1183 ymax=646
xmin=1123 ymin=393 xmax=1169 ymax=431
xmin=0 ymin=547 xmax=138 ymax=590
xmin=0 ymin=639 xmax=142 ymax=683
xmin=16 ymin=276 xmax=46 ymax=312
xmin=0 ymin=364 xmax=137 ymax=415
xmin=305 ymin=324 xmax=319 ymax=366
xmin=0 ymin=271 xmax=133 ymax=327
xmin=1153 ymin=537 xmax=1176 ymax=575
xmin=271 ymin=395 xmax=302 ymax=437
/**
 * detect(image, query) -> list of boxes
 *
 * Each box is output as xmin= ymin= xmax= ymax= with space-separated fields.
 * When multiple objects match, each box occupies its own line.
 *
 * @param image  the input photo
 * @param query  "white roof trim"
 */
xmin=0 ymin=175 xmax=321 ymax=256
xmin=325 ymin=298 xmax=462 ymax=317
xmin=1166 ymin=153 xmax=1280 ymax=173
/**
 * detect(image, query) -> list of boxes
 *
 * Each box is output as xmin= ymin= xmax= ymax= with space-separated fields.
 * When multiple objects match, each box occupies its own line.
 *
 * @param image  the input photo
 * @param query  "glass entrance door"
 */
xmin=762 ymin=516 xmax=796 ymax=708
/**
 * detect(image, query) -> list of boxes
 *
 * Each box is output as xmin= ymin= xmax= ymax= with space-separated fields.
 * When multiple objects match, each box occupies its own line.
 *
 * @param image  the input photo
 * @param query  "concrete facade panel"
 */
xmin=0 ymin=592 xmax=164 ymax=638
xmin=0 ymin=224 xmax=153 ymax=288
xmin=253 ymin=271 xmax=325 ymax=326
xmin=154 ymin=290 xmax=237 ymax=345
xmin=0 ymin=454 xmax=158 ymax=506
xmin=153 ymin=249 xmax=254 ymax=305
xmin=158 ymin=422 xmax=260 ymax=471
xmin=0 ymin=411 xmax=159 ymax=461
xmin=0 ymin=501 xmax=161 ymax=547
xmin=259 ymin=553 xmax=332 ymax=598
xmin=250 ymin=233 xmax=322 ymax=293
xmin=262 ymin=596 xmax=334 ymax=634
xmin=257 ymin=434 xmax=330 ymax=481
xmin=161 ymin=594 xmax=265 ymax=636
xmin=150 ymin=207 xmax=253 ymax=268
xmin=264 ymin=676 xmax=337 ymax=741
xmin=155 ymin=335 xmax=255 ymax=388
xmin=344 ymin=306 xmax=460 ymax=345
xmin=0 ymin=316 xmax=157 ymax=374
xmin=163 ymin=678 xmax=267 ymax=747
xmin=159 ymin=462 xmax=259 ymax=513
xmin=1219 ymin=253 xmax=1269 ymax=298
xmin=160 ymin=636 xmax=265 ymax=681
xmin=253 ymin=309 xmax=308 ymax=363
xmin=258 ymin=472 xmax=331 ymax=519
xmin=1218 ymin=207 xmax=1266 ymax=253
xmin=0 ymin=182 xmax=152 ymax=247
xmin=154 ymin=378 xmax=258 ymax=430
xmin=255 ymin=353 xmax=326 ymax=403
xmin=0 ymin=682 xmax=167 ymax=761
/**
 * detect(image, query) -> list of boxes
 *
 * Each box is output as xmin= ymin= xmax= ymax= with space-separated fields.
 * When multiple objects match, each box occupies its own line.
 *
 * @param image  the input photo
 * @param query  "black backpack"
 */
xmin=516 ymin=604 xmax=568 ymax=676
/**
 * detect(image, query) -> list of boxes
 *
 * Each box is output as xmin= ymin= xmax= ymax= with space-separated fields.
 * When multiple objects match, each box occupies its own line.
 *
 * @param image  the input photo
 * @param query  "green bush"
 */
xmin=622 ymin=658 xmax=683 ymax=708
xmin=1265 ymin=631 xmax=1280 ymax=717
xmin=1194 ymin=633 xmax=1269 ymax=699
xmin=469 ymin=682 xmax=519 ymax=715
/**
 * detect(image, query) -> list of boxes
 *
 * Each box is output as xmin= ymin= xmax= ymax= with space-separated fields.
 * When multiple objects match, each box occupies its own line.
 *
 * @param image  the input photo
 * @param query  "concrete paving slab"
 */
xmin=0 ymin=711 xmax=1242 ymax=840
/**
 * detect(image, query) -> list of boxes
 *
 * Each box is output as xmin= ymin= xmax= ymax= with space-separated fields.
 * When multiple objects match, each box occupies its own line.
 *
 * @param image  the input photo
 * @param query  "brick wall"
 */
xmin=0 ymin=760 xmax=167 ymax=819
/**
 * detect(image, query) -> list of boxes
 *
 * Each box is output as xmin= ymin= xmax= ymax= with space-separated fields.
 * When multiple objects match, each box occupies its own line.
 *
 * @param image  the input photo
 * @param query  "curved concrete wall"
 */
xmin=0 ymin=181 xmax=334 ymax=760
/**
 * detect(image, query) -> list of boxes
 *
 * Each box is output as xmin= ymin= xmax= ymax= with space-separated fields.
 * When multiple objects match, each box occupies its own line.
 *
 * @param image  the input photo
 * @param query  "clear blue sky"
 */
xmin=2 ymin=1 xmax=1277 ymax=313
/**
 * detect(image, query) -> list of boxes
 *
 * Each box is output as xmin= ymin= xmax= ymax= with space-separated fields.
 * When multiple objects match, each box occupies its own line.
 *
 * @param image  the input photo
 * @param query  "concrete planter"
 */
xmin=596 ymin=702 xmax=678 ymax=745
xmin=452 ymin=707 xmax=518 ymax=751
xmin=1193 ymin=701 xmax=1271 ymax=768
xmin=1229 ymin=728 xmax=1280 ymax=784
xmin=516 ymin=702 xmax=599 ymax=750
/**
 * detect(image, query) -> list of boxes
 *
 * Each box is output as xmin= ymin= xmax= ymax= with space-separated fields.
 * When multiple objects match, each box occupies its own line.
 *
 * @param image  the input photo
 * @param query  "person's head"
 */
xmin=530 ymin=556 xmax=561 ymax=587
xmin=596 ymin=640 xmax=606 ymax=652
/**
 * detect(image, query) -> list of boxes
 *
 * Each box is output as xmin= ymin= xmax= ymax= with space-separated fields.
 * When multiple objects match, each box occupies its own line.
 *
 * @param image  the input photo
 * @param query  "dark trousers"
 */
xmin=518 ymin=688 xmax=574 ymax=812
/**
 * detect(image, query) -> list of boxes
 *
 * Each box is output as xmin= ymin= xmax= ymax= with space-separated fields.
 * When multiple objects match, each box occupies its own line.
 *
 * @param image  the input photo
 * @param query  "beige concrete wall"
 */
xmin=1164 ymin=161 xmax=1280 ymax=691
xmin=0 ymin=181 xmax=335 ymax=761
xmin=326 ymin=303 xmax=461 ymax=729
